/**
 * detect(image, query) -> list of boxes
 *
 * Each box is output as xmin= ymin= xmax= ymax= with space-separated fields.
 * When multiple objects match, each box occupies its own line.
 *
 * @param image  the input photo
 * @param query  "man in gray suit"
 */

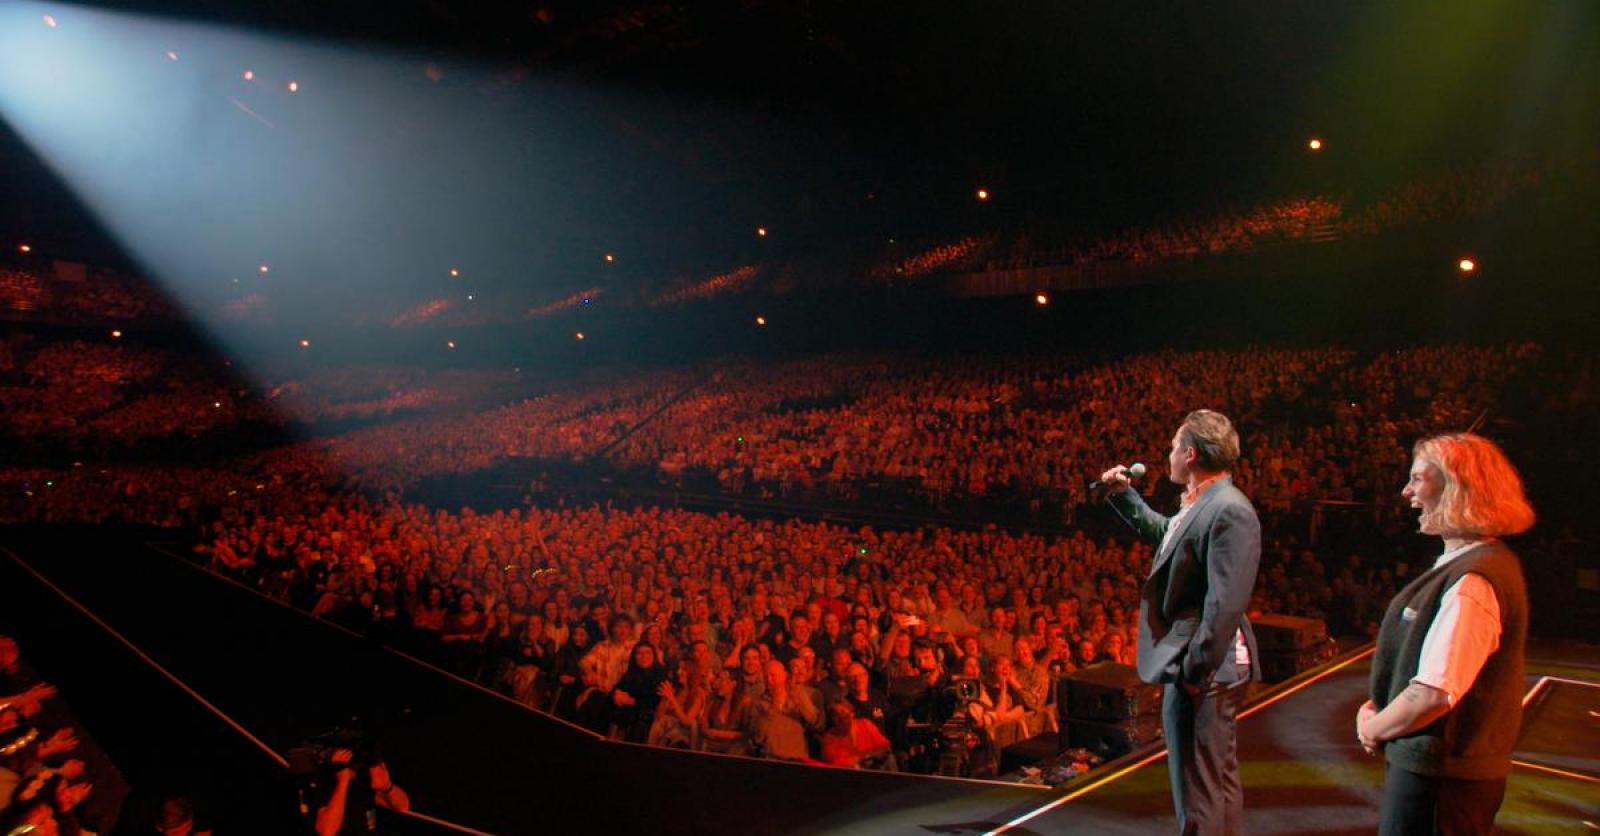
xmin=1100 ymin=409 xmax=1261 ymax=836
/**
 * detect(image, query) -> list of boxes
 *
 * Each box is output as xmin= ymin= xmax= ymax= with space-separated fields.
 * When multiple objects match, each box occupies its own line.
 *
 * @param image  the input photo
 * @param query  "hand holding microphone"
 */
xmin=1093 ymin=462 xmax=1146 ymax=495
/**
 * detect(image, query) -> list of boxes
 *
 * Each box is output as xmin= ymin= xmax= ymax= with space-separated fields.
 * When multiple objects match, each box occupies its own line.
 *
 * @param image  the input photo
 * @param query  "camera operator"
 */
xmin=309 ymin=749 xmax=409 ymax=836
xmin=885 ymin=640 xmax=952 ymax=769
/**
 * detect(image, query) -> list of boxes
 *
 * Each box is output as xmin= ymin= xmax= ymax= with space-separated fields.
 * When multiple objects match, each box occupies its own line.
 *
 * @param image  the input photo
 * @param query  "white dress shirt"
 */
xmin=1411 ymin=541 xmax=1502 ymax=705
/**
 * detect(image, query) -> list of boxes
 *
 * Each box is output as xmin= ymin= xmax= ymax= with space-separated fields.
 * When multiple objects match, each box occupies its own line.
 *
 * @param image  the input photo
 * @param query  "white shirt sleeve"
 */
xmin=1412 ymin=573 xmax=1501 ymax=704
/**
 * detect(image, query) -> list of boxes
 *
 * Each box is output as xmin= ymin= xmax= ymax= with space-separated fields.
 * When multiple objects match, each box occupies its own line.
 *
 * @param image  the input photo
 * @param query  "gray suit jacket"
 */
xmin=1109 ymin=476 xmax=1262 ymax=687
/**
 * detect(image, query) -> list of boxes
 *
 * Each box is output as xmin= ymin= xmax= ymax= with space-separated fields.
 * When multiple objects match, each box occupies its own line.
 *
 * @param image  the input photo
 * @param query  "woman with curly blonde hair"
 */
xmin=1359 ymin=433 xmax=1534 ymax=836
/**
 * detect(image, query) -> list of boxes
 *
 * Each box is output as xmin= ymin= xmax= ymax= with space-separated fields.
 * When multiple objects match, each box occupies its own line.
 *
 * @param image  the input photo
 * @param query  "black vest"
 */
xmin=1369 ymin=541 xmax=1527 ymax=779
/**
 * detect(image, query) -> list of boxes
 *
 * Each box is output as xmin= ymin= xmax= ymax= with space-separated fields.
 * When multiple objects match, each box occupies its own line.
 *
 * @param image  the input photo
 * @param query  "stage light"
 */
xmin=449 ymin=267 xmax=460 ymax=277
xmin=42 ymin=15 xmax=56 ymax=27
xmin=575 ymin=331 xmax=585 ymax=340
xmin=603 ymin=253 xmax=615 ymax=263
xmin=446 ymin=340 xmax=456 ymax=349
xmin=466 ymin=294 xmax=474 ymax=300
xmin=1458 ymin=257 xmax=1476 ymax=274
xmin=1035 ymin=292 xmax=1049 ymax=306
xmin=212 ymin=401 xmax=221 ymax=408
xmin=1308 ymin=138 xmax=1323 ymax=151
xmin=756 ymin=227 xmax=768 ymax=237
xmin=110 ymin=330 xmax=123 ymax=339
xmin=166 ymin=50 xmax=178 ymax=61
xmin=976 ymin=188 xmax=990 ymax=201
xmin=258 ymin=264 xmax=269 ymax=274
xmin=298 ymin=338 xmax=310 ymax=348
xmin=755 ymin=315 xmax=767 ymax=326
xmin=17 ymin=243 xmax=30 ymax=253
xmin=242 ymin=69 xmax=254 ymax=81
xmin=287 ymin=80 xmax=299 ymax=92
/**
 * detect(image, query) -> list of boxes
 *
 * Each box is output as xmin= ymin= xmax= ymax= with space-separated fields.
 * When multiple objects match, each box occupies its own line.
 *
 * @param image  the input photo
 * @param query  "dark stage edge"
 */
xmin=4 ymin=527 xmax=1597 ymax=835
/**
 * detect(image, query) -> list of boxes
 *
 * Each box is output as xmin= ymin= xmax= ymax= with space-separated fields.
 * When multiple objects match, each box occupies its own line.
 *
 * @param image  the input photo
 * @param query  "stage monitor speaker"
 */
xmin=1000 ymin=732 xmax=1063 ymax=774
xmin=1252 ymin=614 xmax=1327 ymax=652
xmin=1063 ymin=661 xmax=1162 ymax=723
xmin=1259 ymin=647 xmax=1326 ymax=683
xmin=1064 ymin=715 xmax=1162 ymax=760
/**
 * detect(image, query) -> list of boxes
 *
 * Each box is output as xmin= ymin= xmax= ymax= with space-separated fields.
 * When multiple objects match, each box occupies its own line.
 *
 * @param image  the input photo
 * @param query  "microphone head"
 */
xmin=1128 ymin=462 xmax=1147 ymax=479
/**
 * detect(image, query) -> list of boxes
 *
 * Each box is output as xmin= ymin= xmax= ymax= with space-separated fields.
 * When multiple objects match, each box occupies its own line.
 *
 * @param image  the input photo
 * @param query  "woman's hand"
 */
xmin=1356 ymin=700 xmax=1380 ymax=755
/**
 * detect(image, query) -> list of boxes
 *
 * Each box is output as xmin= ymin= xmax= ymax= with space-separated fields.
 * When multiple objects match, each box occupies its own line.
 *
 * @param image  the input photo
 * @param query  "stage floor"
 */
xmin=976 ymin=641 xmax=1600 ymax=836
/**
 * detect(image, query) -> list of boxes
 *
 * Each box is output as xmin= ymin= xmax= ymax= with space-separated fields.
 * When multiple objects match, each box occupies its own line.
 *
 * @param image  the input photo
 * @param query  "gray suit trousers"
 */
xmin=1162 ymin=663 xmax=1249 ymax=836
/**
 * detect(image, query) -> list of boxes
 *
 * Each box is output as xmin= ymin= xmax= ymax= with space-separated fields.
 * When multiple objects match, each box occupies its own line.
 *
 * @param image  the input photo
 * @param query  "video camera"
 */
xmin=905 ymin=677 xmax=986 ymax=776
xmin=287 ymin=718 xmax=384 ymax=778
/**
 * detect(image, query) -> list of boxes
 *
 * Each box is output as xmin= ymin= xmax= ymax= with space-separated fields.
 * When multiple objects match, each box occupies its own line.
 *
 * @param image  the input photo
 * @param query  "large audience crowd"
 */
xmin=195 ymin=493 xmax=1391 ymax=772
xmin=223 ymin=344 xmax=1533 ymax=518
xmin=0 ymin=342 xmax=1544 ymax=521
xmin=0 ymin=265 xmax=177 ymax=324
xmin=896 ymin=158 xmax=1556 ymax=279
xmin=3 ymin=329 xmax=1569 ymax=776
xmin=1 ymin=332 xmax=533 ymax=452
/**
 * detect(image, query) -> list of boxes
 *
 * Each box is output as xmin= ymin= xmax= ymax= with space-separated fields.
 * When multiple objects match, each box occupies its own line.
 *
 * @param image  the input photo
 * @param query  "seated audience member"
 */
xmin=752 ymin=660 xmax=819 ymax=761
xmin=975 ymin=656 xmax=1033 ymax=752
xmin=699 ymin=668 xmax=753 ymax=756
xmin=610 ymin=643 xmax=666 ymax=743
xmin=648 ymin=660 xmax=706 ymax=749
xmin=582 ymin=615 xmax=636 ymax=693
xmin=508 ymin=614 xmax=555 ymax=708
xmin=816 ymin=699 xmax=893 ymax=769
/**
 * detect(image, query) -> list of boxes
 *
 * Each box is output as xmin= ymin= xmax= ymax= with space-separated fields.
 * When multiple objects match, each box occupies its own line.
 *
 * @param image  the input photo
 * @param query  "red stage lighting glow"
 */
xmin=575 ymin=332 xmax=586 ymax=340
xmin=756 ymin=316 xmax=767 ymax=326
xmin=603 ymin=253 xmax=615 ymax=263
xmin=110 ymin=330 xmax=122 ymax=339
xmin=447 ymin=340 xmax=457 ymax=349
xmin=1308 ymin=138 xmax=1323 ymax=151
xmin=298 ymin=338 xmax=310 ymax=348
xmin=17 ymin=244 xmax=31 ymax=253
xmin=1458 ymin=258 xmax=1477 ymax=274
xmin=1035 ymin=292 xmax=1049 ymax=306
xmin=756 ymin=227 xmax=768 ymax=237
xmin=449 ymin=267 xmax=460 ymax=277
xmin=976 ymin=188 xmax=990 ymax=201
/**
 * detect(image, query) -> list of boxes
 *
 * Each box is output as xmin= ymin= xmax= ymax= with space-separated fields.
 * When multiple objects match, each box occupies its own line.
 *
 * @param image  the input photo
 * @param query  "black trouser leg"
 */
xmin=1379 ymin=764 xmax=1435 ymax=836
xmin=1436 ymin=774 xmax=1506 ymax=836
xmin=1162 ymin=675 xmax=1246 ymax=836
xmin=1382 ymin=765 xmax=1506 ymax=836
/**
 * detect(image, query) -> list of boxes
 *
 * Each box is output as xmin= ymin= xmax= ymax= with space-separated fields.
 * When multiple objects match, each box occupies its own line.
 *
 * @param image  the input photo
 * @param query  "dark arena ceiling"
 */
xmin=2 ymin=0 xmax=1595 ymax=304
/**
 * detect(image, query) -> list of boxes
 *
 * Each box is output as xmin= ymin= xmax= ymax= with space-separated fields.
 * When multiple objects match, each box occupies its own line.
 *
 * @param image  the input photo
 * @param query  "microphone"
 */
xmin=1090 ymin=462 xmax=1146 ymax=491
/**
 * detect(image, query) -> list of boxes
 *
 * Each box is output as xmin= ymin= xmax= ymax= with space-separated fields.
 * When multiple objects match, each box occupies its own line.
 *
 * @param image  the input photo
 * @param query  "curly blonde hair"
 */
xmin=1413 ymin=433 xmax=1535 ymax=538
